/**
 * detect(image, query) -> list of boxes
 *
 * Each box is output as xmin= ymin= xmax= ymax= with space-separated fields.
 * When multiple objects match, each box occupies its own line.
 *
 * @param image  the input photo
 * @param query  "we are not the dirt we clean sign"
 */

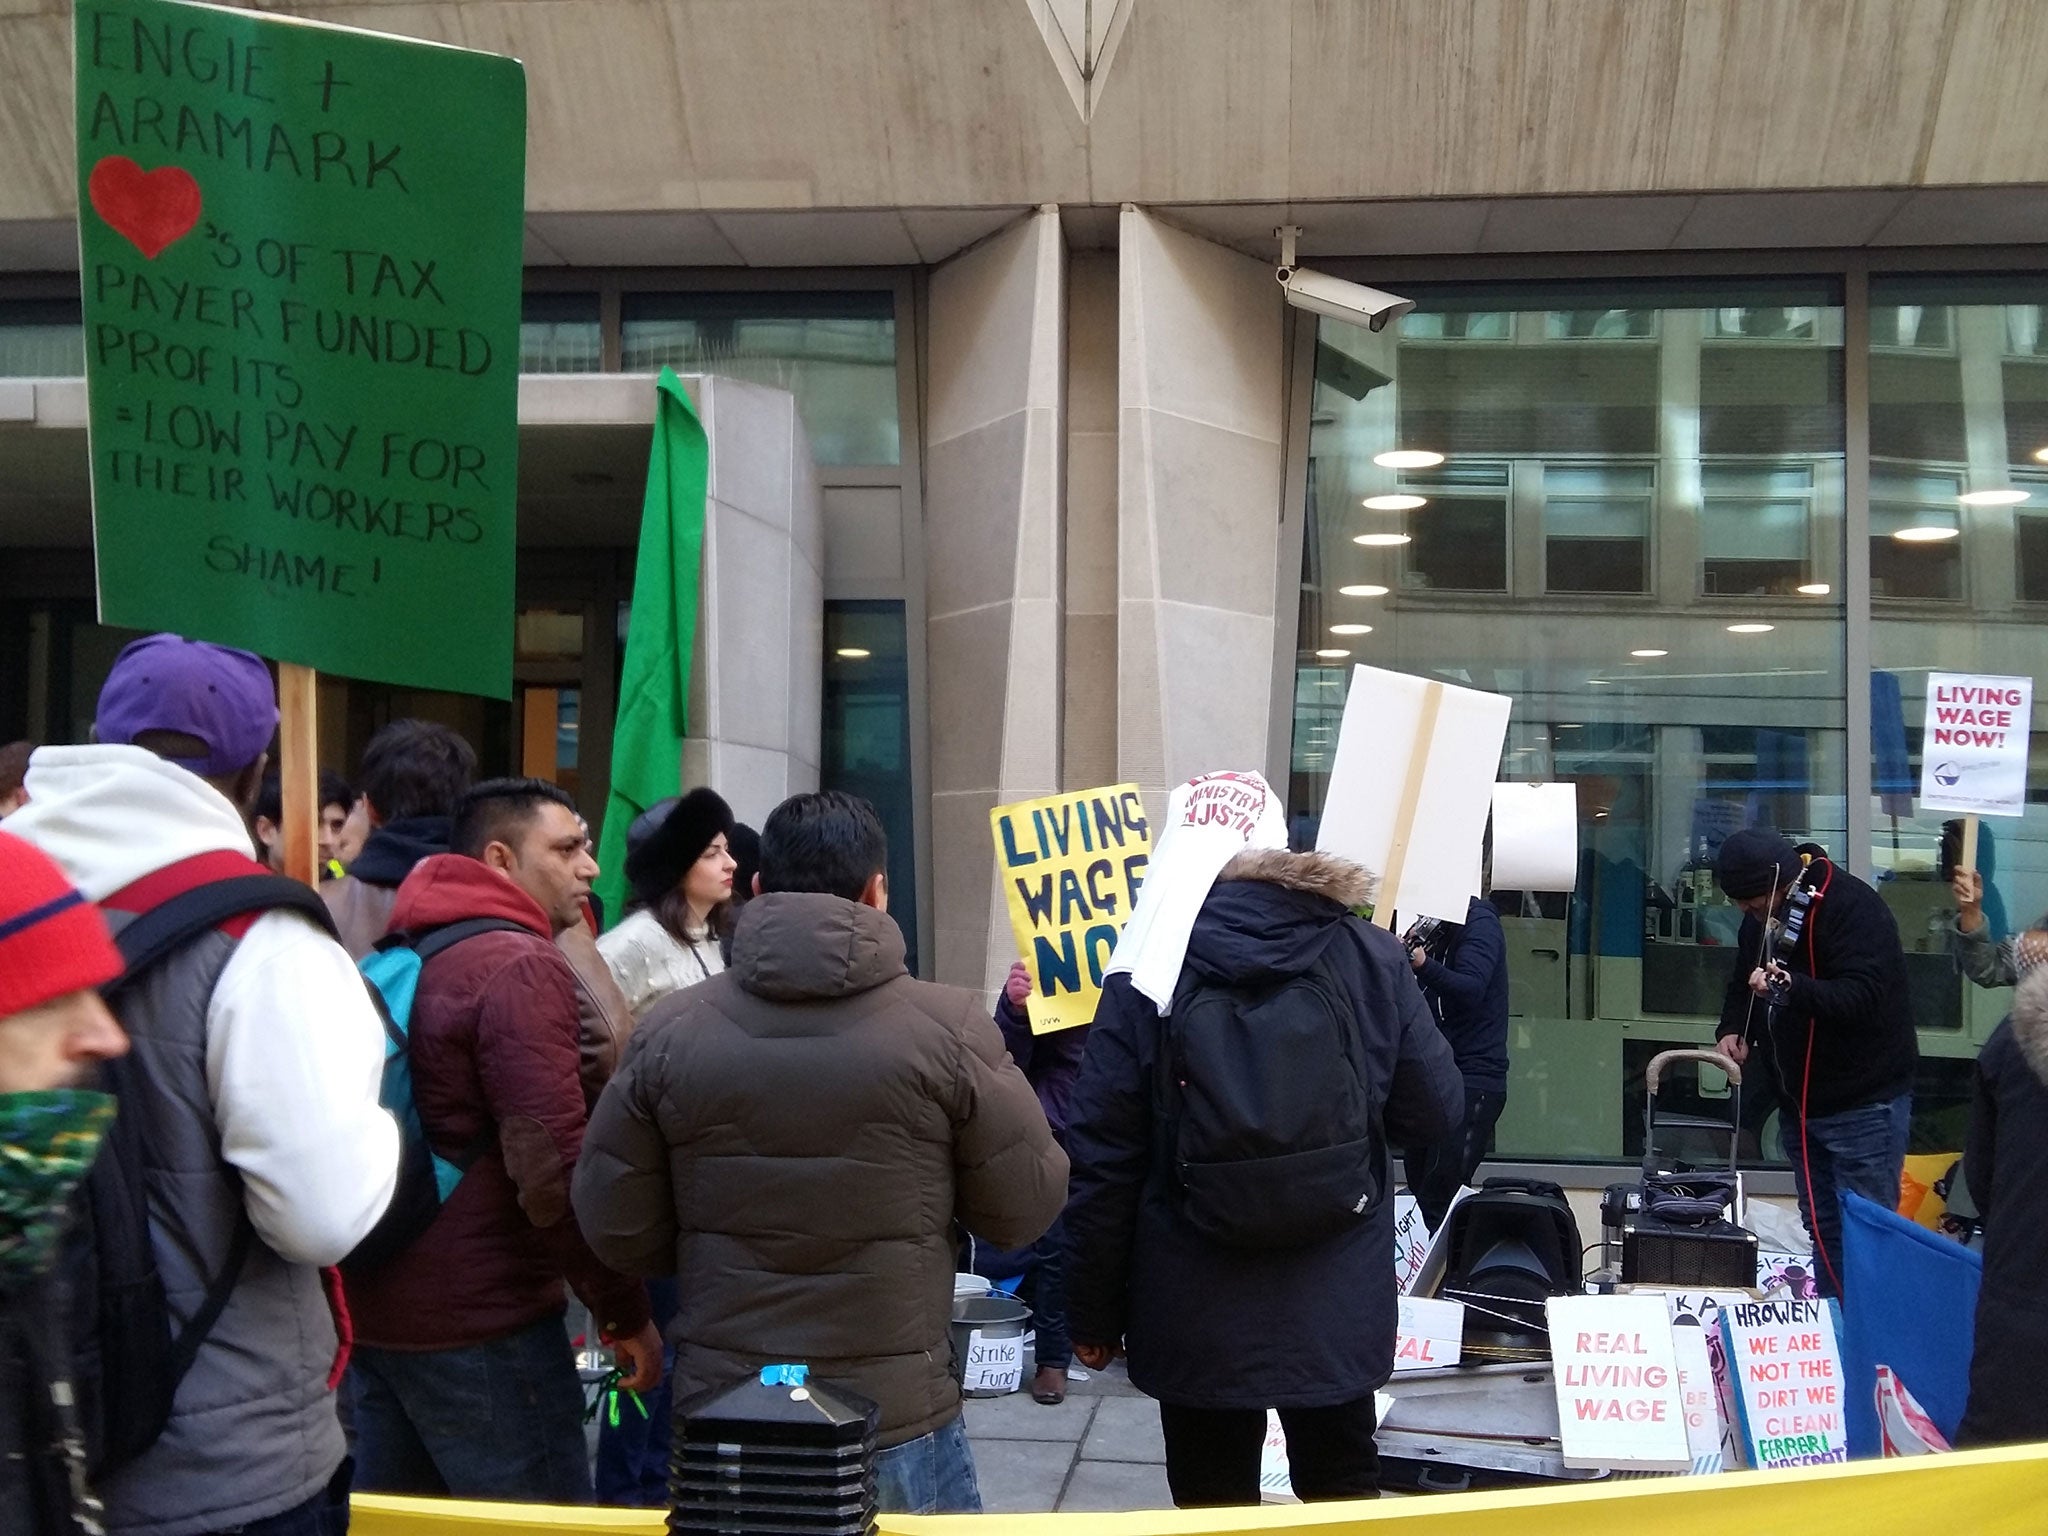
xmin=76 ymin=0 xmax=525 ymax=696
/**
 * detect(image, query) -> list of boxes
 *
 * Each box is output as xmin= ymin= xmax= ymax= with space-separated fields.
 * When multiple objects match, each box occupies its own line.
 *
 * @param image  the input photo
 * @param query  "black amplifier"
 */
xmin=1621 ymin=1212 xmax=1759 ymax=1289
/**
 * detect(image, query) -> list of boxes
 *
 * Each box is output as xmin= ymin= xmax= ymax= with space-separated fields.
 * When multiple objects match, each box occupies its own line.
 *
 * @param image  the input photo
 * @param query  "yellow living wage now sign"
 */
xmin=990 ymin=784 xmax=1151 ymax=1034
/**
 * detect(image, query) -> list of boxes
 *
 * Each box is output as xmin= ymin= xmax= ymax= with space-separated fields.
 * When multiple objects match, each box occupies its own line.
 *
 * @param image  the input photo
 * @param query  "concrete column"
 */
xmin=1063 ymin=251 xmax=1119 ymax=790
xmin=1116 ymin=207 xmax=1287 ymax=812
xmin=681 ymin=375 xmax=826 ymax=830
xmin=923 ymin=207 xmax=1067 ymax=990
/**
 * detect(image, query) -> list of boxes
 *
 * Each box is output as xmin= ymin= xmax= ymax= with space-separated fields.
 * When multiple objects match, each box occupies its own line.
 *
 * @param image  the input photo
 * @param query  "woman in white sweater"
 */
xmin=598 ymin=787 xmax=737 ymax=1020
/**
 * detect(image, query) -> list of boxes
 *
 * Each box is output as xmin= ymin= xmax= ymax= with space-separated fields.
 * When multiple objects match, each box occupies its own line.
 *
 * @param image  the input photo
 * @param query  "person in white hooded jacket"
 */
xmin=9 ymin=635 xmax=398 ymax=1536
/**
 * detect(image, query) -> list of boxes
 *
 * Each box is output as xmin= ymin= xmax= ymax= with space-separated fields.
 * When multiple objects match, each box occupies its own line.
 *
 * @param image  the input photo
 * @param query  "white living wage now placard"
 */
xmin=1919 ymin=672 xmax=2033 ymax=816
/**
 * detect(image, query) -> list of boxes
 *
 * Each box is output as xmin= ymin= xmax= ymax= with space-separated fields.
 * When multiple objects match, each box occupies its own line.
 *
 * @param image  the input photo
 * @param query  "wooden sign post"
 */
xmin=277 ymin=663 xmax=320 ymax=888
xmin=1374 ymin=682 xmax=1443 ymax=930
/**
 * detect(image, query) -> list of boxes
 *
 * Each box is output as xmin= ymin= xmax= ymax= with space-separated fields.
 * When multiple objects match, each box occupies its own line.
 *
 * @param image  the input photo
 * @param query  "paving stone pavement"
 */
xmin=961 ymin=1353 xmax=1174 ymax=1513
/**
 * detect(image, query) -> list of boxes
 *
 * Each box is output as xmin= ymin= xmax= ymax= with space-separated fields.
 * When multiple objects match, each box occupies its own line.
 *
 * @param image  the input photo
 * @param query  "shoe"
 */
xmin=1031 ymin=1364 xmax=1067 ymax=1405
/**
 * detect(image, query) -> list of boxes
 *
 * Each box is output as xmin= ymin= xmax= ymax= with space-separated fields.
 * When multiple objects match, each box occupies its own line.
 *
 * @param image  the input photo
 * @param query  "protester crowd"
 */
xmin=0 ymin=631 xmax=2037 ymax=1533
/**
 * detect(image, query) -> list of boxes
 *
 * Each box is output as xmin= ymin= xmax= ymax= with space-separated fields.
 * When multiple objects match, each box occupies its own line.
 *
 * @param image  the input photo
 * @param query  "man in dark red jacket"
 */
xmin=349 ymin=778 xmax=661 ymax=1502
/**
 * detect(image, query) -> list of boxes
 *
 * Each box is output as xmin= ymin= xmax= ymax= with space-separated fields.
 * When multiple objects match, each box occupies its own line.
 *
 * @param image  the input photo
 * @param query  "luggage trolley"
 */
xmin=1600 ymin=1047 xmax=1758 ymax=1289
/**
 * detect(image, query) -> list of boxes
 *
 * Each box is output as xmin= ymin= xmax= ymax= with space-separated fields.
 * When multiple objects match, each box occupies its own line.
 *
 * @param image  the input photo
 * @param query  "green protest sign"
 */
xmin=76 ymin=0 xmax=525 ymax=696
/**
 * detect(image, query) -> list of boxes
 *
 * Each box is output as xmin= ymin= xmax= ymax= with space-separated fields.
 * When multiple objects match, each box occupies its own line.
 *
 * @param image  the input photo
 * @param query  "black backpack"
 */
xmin=1156 ymin=947 xmax=1385 ymax=1249
xmin=69 ymin=861 xmax=338 ymax=1477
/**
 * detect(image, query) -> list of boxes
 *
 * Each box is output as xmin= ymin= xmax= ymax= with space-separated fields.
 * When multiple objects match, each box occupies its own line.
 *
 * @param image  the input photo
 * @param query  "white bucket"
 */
xmin=953 ymin=1271 xmax=991 ymax=1305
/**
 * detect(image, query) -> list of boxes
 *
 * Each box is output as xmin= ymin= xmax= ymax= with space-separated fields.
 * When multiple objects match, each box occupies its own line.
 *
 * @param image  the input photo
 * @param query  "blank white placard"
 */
xmin=1491 ymin=781 xmax=1580 ymax=892
xmin=1315 ymin=665 xmax=1511 ymax=923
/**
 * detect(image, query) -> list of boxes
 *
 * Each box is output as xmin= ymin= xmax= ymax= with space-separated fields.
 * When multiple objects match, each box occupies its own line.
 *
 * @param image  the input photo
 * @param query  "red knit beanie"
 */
xmin=0 ymin=830 xmax=123 ymax=1017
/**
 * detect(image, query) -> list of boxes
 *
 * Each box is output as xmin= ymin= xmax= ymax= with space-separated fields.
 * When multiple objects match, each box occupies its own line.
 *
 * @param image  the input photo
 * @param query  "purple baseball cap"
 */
xmin=96 ymin=634 xmax=279 ymax=778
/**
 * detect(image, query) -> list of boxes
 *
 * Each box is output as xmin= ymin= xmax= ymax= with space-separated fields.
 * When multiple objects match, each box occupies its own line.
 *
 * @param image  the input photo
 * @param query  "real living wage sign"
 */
xmin=76 ymin=0 xmax=525 ymax=697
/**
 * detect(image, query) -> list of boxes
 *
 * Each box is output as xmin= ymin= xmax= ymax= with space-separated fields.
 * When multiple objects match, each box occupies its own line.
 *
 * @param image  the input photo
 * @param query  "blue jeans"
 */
xmin=873 ymin=1415 xmax=981 ymax=1514
xmin=351 ymin=1311 xmax=592 ymax=1503
xmin=1780 ymin=1092 xmax=1910 ymax=1300
xmin=973 ymin=1218 xmax=1072 ymax=1373
xmin=595 ymin=1277 xmax=676 ymax=1506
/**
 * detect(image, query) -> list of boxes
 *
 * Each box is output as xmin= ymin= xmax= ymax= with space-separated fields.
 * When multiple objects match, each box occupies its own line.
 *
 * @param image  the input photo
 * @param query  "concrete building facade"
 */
xmin=5 ymin=0 xmax=2047 ymax=1164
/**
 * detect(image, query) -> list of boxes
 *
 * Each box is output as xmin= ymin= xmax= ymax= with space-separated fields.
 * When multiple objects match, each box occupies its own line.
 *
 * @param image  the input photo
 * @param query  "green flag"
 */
xmin=595 ymin=369 xmax=708 ymax=922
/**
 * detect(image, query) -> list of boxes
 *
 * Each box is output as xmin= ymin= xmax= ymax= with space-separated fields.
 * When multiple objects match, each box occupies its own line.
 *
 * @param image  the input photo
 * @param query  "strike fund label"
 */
xmin=991 ymin=785 xmax=1152 ymax=1035
xmin=77 ymin=0 xmax=526 ymax=696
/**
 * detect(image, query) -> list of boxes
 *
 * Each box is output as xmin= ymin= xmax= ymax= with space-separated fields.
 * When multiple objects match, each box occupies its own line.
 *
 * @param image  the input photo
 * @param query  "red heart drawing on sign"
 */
xmin=88 ymin=156 xmax=203 ymax=260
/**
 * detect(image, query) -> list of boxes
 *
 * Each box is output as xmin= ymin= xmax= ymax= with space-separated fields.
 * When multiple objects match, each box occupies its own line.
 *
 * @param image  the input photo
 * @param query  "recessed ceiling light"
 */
xmin=1373 ymin=449 xmax=1445 ymax=470
xmin=1362 ymin=494 xmax=1427 ymax=512
xmin=1556 ymin=724 xmax=1582 ymax=731
xmin=1329 ymin=623 xmax=1373 ymax=636
xmin=1338 ymin=583 xmax=1390 ymax=597
xmin=1727 ymin=622 xmax=1775 ymax=634
xmin=1630 ymin=648 xmax=1668 ymax=658
xmin=1353 ymin=532 xmax=1412 ymax=547
xmin=1894 ymin=525 xmax=1959 ymax=543
xmin=1796 ymin=582 xmax=1831 ymax=595
xmin=2034 ymin=446 xmax=2048 ymax=464
xmin=1314 ymin=648 xmax=1351 ymax=660
xmin=1959 ymin=489 xmax=2029 ymax=506
xmin=834 ymin=647 xmax=871 ymax=659
xmin=1586 ymin=679 xmax=1612 ymax=686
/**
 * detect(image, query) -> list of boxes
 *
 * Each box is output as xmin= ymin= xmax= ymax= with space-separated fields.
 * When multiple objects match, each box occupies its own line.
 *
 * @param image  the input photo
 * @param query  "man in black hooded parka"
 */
xmin=1064 ymin=846 xmax=1462 ymax=1507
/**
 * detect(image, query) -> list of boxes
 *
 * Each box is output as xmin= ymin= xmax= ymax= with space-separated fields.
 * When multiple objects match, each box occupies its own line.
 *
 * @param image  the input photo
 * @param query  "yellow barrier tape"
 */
xmin=355 ymin=1443 xmax=2048 ymax=1536
xmin=354 ymin=1496 xmax=663 ymax=1533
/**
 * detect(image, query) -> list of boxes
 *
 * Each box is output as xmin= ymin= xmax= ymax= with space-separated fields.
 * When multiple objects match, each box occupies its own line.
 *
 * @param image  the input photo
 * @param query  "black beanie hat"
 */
xmin=624 ymin=787 xmax=735 ymax=908
xmin=1715 ymin=827 xmax=1802 ymax=900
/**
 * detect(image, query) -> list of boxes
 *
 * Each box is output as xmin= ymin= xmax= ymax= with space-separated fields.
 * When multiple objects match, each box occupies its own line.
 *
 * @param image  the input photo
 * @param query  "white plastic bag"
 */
xmin=1876 ymin=1365 xmax=1952 ymax=1457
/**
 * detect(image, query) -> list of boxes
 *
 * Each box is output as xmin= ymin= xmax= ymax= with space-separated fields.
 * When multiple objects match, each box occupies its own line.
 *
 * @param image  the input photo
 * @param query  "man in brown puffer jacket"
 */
xmin=575 ymin=790 xmax=1067 ymax=1515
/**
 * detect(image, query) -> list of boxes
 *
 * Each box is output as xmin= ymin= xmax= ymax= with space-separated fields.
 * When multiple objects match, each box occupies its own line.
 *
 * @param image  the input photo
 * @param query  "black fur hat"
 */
xmin=624 ymin=787 xmax=735 ymax=908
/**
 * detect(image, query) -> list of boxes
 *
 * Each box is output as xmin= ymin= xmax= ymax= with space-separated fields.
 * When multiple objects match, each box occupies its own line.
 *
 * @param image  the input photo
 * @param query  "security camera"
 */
xmin=1274 ymin=225 xmax=1413 ymax=332
xmin=1278 ymin=267 xmax=1415 ymax=332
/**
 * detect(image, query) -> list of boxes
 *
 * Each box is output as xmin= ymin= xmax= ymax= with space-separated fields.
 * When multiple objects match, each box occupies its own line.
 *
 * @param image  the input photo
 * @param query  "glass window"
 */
xmin=2007 ymin=305 xmax=2045 ymax=357
xmin=1705 ymin=306 xmax=1826 ymax=341
xmin=1871 ymin=463 xmax=1964 ymax=601
xmin=2017 ymin=477 xmax=2048 ymax=603
xmin=1397 ymin=310 xmax=1512 ymax=341
xmin=621 ymin=291 xmax=899 ymax=466
xmin=0 ymin=298 xmax=84 ymax=376
xmin=1868 ymin=278 xmax=2048 ymax=1118
xmin=520 ymin=293 xmax=602 ymax=373
xmin=823 ymin=601 xmax=920 ymax=973
xmin=1544 ymin=463 xmax=1652 ymax=594
xmin=1700 ymin=463 xmax=1816 ymax=596
xmin=1873 ymin=305 xmax=1955 ymax=352
xmin=1545 ymin=309 xmax=1657 ymax=340
xmin=1397 ymin=461 xmax=1509 ymax=593
xmin=1294 ymin=279 xmax=1847 ymax=1163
